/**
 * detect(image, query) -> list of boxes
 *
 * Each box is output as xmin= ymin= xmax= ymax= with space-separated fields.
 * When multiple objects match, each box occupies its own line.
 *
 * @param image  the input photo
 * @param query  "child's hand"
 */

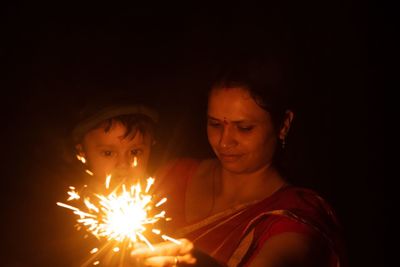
xmin=130 ymin=238 xmax=196 ymax=266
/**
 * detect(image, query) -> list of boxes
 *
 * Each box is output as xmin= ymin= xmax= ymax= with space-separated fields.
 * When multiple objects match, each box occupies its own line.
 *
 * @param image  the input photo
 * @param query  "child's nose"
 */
xmin=116 ymin=153 xmax=131 ymax=168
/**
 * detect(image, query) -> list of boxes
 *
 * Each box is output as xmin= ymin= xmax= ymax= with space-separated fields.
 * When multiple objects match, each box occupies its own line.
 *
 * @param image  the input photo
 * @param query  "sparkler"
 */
xmin=57 ymin=157 xmax=180 ymax=266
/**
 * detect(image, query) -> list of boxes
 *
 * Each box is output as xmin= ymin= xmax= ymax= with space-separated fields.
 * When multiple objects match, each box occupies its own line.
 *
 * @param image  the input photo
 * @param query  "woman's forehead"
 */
xmin=208 ymin=87 xmax=268 ymax=121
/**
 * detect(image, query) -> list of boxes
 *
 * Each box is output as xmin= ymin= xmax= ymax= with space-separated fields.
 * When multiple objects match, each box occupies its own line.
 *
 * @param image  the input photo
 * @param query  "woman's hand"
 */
xmin=131 ymin=238 xmax=196 ymax=266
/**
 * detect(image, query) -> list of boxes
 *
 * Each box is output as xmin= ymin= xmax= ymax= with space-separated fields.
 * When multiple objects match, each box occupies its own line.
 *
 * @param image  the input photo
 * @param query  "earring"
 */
xmin=281 ymin=138 xmax=286 ymax=149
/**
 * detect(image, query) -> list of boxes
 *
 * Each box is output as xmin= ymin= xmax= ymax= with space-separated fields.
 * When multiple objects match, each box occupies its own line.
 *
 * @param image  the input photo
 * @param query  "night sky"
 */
xmin=2 ymin=2 xmax=382 ymax=267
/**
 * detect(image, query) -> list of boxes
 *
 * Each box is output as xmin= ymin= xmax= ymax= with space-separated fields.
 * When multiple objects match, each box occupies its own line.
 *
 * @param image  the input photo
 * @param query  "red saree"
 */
xmin=155 ymin=159 xmax=345 ymax=267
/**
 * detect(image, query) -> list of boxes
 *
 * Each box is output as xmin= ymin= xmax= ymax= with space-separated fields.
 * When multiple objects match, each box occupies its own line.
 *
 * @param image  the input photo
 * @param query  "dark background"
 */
xmin=2 ymin=1 xmax=382 ymax=267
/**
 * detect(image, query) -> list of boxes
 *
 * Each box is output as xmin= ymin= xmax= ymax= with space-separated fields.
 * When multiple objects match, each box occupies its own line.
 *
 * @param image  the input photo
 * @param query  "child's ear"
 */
xmin=75 ymin=144 xmax=85 ymax=157
xmin=74 ymin=144 xmax=87 ymax=164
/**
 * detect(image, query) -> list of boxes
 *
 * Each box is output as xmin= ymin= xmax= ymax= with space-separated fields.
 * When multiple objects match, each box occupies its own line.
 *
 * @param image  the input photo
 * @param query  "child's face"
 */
xmin=78 ymin=121 xmax=153 ymax=188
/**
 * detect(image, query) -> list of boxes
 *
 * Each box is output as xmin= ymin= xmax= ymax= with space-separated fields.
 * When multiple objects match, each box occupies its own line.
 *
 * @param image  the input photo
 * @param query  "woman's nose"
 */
xmin=219 ymin=126 xmax=237 ymax=149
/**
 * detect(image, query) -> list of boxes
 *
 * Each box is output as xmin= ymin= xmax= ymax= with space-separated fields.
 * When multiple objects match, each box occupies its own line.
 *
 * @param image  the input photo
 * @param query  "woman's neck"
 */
xmin=215 ymin=163 xmax=286 ymax=205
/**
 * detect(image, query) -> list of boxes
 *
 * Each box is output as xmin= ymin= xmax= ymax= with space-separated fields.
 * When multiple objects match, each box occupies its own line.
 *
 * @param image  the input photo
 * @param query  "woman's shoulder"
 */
xmin=253 ymin=186 xmax=345 ymax=267
xmin=272 ymin=185 xmax=332 ymax=209
xmin=261 ymin=185 xmax=341 ymax=232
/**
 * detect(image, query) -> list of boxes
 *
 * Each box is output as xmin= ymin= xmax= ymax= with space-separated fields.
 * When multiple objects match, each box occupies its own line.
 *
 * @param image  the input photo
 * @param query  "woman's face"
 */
xmin=207 ymin=87 xmax=279 ymax=174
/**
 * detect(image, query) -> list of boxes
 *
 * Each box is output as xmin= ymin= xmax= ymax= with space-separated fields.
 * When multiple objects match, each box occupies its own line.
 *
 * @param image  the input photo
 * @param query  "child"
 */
xmin=57 ymin=99 xmax=159 ymax=266
xmin=71 ymin=102 xmax=158 ymax=191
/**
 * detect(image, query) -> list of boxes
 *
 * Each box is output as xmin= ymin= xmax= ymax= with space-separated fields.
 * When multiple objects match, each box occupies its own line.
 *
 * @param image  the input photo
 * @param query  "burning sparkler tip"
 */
xmin=58 ymin=175 xmax=178 ymax=263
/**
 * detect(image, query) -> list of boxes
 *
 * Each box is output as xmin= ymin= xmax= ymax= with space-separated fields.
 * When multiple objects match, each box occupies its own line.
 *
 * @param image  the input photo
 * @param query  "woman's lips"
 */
xmin=219 ymin=153 xmax=242 ymax=162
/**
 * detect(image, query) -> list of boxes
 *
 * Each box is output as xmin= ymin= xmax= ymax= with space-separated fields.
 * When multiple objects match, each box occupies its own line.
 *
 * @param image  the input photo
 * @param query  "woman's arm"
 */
xmin=248 ymin=232 xmax=330 ymax=267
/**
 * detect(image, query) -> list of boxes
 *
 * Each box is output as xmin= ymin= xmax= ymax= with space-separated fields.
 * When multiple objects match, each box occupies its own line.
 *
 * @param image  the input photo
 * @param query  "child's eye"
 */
xmin=101 ymin=151 xmax=114 ymax=157
xmin=131 ymin=149 xmax=143 ymax=156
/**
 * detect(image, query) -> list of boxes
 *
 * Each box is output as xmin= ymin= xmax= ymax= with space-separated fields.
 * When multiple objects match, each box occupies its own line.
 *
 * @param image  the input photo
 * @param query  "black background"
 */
xmin=2 ymin=1 xmax=382 ymax=266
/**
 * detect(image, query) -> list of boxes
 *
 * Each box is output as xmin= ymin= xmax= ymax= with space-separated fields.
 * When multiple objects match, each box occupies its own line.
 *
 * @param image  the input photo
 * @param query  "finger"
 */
xmin=178 ymin=253 xmax=197 ymax=265
xmin=176 ymin=238 xmax=194 ymax=254
xmin=134 ymin=242 xmax=147 ymax=250
xmin=143 ymin=256 xmax=176 ymax=267
xmin=142 ymin=253 xmax=197 ymax=266
xmin=131 ymin=241 xmax=179 ymax=257
xmin=131 ymin=239 xmax=193 ymax=257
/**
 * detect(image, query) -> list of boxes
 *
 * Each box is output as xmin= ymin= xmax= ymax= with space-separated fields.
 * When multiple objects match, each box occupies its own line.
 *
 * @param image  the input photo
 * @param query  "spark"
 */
xmin=145 ymin=177 xmax=155 ymax=193
xmin=132 ymin=156 xmax=138 ymax=167
xmin=155 ymin=197 xmax=167 ymax=207
xmin=67 ymin=187 xmax=80 ymax=201
xmin=76 ymin=154 xmax=86 ymax=164
xmin=152 ymin=229 xmax=161 ymax=235
xmin=105 ymin=175 xmax=112 ymax=189
xmin=161 ymin=235 xmax=182 ymax=245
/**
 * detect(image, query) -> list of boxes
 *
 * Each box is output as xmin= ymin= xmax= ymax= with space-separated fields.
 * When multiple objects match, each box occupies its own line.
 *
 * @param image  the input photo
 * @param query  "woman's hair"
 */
xmin=210 ymin=56 xmax=293 ymax=131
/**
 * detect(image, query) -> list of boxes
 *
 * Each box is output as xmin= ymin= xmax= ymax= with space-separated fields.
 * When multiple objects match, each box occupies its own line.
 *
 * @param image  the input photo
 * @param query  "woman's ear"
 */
xmin=279 ymin=110 xmax=294 ymax=141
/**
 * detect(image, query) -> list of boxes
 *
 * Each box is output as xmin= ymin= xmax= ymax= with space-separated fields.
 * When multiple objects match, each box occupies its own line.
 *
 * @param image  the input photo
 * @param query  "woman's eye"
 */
xmin=238 ymin=126 xmax=254 ymax=132
xmin=208 ymin=121 xmax=221 ymax=128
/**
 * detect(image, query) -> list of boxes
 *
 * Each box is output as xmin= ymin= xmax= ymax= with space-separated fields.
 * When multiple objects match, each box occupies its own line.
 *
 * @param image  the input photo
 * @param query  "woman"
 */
xmin=132 ymin=60 xmax=346 ymax=267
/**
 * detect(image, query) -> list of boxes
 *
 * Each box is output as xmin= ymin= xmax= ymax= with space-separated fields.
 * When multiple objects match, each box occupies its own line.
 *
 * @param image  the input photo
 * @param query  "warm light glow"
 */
xmin=57 ymin=176 xmax=174 ymax=265
xmin=85 ymin=169 xmax=94 ymax=176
